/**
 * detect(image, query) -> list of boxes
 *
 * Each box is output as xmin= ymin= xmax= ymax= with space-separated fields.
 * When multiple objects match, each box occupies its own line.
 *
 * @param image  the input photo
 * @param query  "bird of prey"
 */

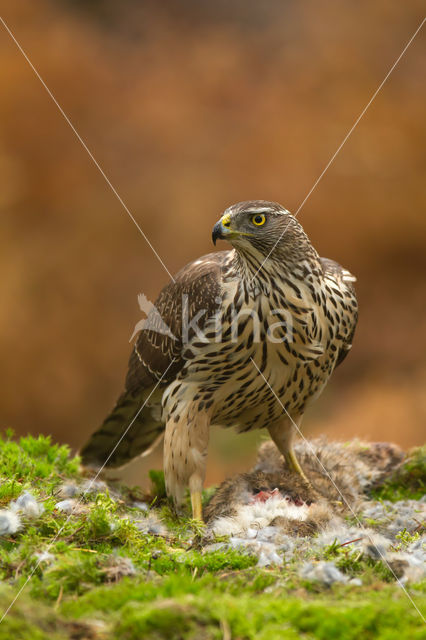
xmin=80 ymin=201 xmax=358 ymax=520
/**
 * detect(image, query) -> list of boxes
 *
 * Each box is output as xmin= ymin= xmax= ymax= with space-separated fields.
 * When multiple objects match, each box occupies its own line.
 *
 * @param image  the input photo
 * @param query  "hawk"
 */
xmin=81 ymin=201 xmax=358 ymax=520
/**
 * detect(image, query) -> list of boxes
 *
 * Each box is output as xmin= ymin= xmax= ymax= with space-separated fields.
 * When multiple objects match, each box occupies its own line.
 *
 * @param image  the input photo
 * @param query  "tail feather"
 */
xmin=80 ymin=387 xmax=164 ymax=469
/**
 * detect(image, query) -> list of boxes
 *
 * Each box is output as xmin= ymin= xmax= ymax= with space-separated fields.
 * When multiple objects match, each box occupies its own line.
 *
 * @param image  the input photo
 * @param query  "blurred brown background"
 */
xmin=0 ymin=0 xmax=425 ymax=488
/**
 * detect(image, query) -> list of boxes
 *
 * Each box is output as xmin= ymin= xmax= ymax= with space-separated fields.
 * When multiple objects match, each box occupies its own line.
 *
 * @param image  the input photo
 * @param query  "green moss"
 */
xmin=2 ymin=575 xmax=424 ymax=640
xmin=321 ymin=539 xmax=395 ymax=583
xmin=67 ymin=583 xmax=426 ymax=640
xmin=0 ymin=430 xmax=79 ymax=506
xmin=395 ymin=528 xmax=422 ymax=549
xmin=371 ymin=446 xmax=426 ymax=502
xmin=0 ymin=585 xmax=98 ymax=640
xmin=149 ymin=469 xmax=167 ymax=501
xmin=60 ymin=571 xmax=426 ymax=640
xmin=0 ymin=432 xmax=425 ymax=639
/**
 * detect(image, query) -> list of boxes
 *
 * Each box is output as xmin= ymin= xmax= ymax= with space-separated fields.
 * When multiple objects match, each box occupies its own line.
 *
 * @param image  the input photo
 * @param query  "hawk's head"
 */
xmin=212 ymin=200 xmax=309 ymax=260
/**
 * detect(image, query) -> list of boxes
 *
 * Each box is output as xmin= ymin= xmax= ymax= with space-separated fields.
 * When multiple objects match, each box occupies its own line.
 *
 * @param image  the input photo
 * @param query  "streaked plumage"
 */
xmin=81 ymin=201 xmax=358 ymax=519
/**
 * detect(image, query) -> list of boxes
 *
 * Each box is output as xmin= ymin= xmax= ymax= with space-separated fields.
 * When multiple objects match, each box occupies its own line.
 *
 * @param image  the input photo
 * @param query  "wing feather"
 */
xmin=320 ymin=257 xmax=358 ymax=368
xmin=125 ymin=251 xmax=228 ymax=392
xmin=81 ymin=251 xmax=228 ymax=468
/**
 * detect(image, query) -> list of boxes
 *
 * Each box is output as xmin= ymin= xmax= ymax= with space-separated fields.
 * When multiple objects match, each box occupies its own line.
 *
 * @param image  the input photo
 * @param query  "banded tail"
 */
xmin=80 ymin=387 xmax=164 ymax=469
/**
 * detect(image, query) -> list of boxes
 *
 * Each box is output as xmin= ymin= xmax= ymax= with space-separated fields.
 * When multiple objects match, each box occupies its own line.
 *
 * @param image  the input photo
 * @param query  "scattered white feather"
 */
xmin=228 ymin=537 xmax=284 ymax=566
xmin=211 ymin=494 xmax=310 ymax=537
xmin=10 ymin=491 xmax=44 ymax=519
xmin=55 ymin=499 xmax=77 ymax=514
xmin=0 ymin=509 xmax=21 ymax=535
xmin=80 ymin=479 xmax=109 ymax=496
xmin=300 ymin=561 xmax=348 ymax=586
xmin=135 ymin=513 xmax=167 ymax=536
xmin=132 ymin=501 xmax=149 ymax=512
xmin=361 ymin=499 xmax=426 ymax=537
xmin=400 ymin=565 xmax=425 ymax=585
xmin=314 ymin=524 xmax=369 ymax=549
xmin=257 ymin=548 xmax=283 ymax=567
xmin=406 ymin=536 xmax=426 ymax=563
xmin=358 ymin=533 xmax=391 ymax=560
xmin=103 ymin=554 xmax=136 ymax=580
xmin=56 ymin=483 xmax=79 ymax=499
xmin=34 ymin=551 xmax=55 ymax=565
xmin=207 ymin=489 xmax=425 ymax=581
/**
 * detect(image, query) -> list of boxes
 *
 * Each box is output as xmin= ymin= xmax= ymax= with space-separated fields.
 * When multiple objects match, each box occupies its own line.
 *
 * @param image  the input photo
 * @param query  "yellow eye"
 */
xmin=252 ymin=213 xmax=266 ymax=226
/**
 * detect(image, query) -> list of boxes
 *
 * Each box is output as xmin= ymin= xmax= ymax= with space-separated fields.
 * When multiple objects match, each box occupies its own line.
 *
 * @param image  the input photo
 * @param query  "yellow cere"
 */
xmin=221 ymin=213 xmax=231 ymax=228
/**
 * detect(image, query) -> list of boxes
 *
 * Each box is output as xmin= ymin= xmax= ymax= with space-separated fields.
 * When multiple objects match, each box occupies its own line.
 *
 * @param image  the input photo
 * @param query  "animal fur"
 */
xmin=205 ymin=438 xmax=405 ymax=535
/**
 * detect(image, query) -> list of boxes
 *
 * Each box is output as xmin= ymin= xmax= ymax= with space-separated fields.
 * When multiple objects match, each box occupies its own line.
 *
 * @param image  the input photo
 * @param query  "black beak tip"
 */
xmin=212 ymin=222 xmax=222 ymax=246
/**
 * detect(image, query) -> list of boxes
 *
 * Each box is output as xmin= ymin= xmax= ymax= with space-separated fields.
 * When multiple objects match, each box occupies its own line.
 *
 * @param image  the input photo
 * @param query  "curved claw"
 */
xmin=284 ymin=449 xmax=312 ymax=487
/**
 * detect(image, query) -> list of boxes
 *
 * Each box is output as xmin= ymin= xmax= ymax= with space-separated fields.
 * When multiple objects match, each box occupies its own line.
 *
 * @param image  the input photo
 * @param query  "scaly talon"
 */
xmin=284 ymin=449 xmax=312 ymax=487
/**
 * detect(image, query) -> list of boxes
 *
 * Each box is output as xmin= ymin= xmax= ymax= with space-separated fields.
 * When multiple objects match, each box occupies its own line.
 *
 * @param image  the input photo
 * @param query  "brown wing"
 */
xmin=80 ymin=251 xmax=228 ymax=468
xmin=320 ymin=257 xmax=358 ymax=368
xmin=126 ymin=251 xmax=228 ymax=392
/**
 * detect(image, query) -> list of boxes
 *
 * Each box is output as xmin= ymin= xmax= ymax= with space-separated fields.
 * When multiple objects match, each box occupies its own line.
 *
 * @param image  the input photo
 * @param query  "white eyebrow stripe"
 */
xmin=245 ymin=208 xmax=273 ymax=214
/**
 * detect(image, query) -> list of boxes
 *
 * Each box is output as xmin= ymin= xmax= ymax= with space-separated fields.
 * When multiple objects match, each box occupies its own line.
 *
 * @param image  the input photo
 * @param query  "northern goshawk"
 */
xmin=81 ymin=201 xmax=358 ymax=520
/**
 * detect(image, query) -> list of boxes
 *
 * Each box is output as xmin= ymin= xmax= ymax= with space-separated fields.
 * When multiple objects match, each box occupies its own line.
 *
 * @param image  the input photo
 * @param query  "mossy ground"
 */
xmin=370 ymin=445 xmax=426 ymax=502
xmin=0 ymin=431 xmax=424 ymax=639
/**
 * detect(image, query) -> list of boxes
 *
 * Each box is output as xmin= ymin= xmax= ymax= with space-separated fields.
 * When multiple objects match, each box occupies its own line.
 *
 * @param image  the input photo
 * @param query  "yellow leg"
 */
xmin=268 ymin=416 xmax=312 ymax=486
xmin=191 ymin=491 xmax=203 ymax=521
xmin=284 ymin=448 xmax=311 ymax=486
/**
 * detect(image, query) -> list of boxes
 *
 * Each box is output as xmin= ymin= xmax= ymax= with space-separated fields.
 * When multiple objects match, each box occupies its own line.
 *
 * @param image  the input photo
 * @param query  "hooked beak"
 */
xmin=212 ymin=213 xmax=232 ymax=245
xmin=212 ymin=221 xmax=225 ymax=245
xmin=212 ymin=213 xmax=233 ymax=245
xmin=212 ymin=212 xmax=254 ymax=246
